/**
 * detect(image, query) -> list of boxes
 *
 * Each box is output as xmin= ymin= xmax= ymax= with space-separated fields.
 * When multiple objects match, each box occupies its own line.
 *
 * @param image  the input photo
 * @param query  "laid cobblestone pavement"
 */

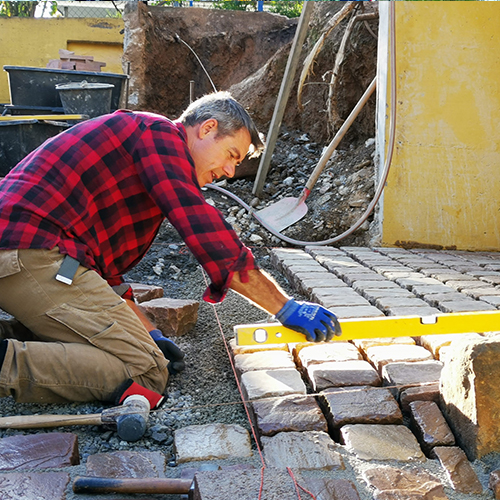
xmin=2 ymin=246 xmax=500 ymax=499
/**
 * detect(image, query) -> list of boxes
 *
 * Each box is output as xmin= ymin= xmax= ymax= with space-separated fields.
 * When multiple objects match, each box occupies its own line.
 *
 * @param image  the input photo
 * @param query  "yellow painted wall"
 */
xmin=381 ymin=2 xmax=500 ymax=251
xmin=0 ymin=17 xmax=124 ymax=104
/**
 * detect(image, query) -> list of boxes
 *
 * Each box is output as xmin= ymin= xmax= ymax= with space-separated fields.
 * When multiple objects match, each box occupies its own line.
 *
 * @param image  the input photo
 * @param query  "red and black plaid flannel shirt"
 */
xmin=0 ymin=110 xmax=257 ymax=303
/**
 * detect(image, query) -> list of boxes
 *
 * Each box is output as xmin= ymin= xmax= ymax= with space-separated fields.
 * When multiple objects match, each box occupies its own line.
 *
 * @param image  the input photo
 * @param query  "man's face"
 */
xmin=190 ymin=119 xmax=251 ymax=187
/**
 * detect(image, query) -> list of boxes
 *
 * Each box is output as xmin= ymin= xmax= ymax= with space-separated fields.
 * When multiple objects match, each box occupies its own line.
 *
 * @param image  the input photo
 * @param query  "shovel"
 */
xmin=254 ymin=77 xmax=376 ymax=233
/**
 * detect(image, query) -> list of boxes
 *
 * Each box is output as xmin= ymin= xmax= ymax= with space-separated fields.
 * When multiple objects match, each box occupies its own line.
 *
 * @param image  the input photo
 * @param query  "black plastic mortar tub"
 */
xmin=3 ymin=66 xmax=127 ymax=110
xmin=0 ymin=120 xmax=70 ymax=176
xmin=56 ymin=81 xmax=114 ymax=118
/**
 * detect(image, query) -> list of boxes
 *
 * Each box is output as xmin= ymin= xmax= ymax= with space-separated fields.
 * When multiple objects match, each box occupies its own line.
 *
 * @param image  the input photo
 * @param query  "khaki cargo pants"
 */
xmin=0 ymin=247 xmax=169 ymax=403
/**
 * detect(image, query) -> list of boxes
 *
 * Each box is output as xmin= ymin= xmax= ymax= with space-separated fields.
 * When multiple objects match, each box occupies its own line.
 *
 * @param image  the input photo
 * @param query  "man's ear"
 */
xmin=198 ymin=118 xmax=218 ymax=138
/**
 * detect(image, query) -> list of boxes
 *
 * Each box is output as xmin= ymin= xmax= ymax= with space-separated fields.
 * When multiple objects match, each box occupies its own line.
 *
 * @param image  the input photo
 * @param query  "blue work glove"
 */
xmin=275 ymin=299 xmax=342 ymax=342
xmin=149 ymin=329 xmax=186 ymax=375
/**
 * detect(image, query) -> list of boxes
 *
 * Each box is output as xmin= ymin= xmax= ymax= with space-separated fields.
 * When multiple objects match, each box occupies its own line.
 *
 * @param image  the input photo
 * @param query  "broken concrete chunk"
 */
xmin=261 ymin=431 xmax=344 ymax=470
xmin=174 ymin=424 xmax=252 ymax=463
xmin=409 ymin=401 xmax=455 ymax=455
xmin=240 ymin=368 xmax=306 ymax=400
xmin=0 ymin=432 xmax=79 ymax=471
xmin=138 ymin=297 xmax=199 ymax=336
xmin=363 ymin=466 xmax=448 ymax=499
xmin=86 ymin=450 xmax=166 ymax=478
xmin=341 ymin=424 xmax=425 ymax=461
xmin=431 ymin=446 xmax=482 ymax=494
xmin=250 ymin=394 xmax=327 ymax=438
xmin=306 ymin=359 xmax=381 ymax=392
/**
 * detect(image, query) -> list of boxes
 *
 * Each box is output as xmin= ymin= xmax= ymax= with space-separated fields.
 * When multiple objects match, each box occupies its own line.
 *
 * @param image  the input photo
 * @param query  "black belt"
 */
xmin=55 ymin=255 xmax=80 ymax=285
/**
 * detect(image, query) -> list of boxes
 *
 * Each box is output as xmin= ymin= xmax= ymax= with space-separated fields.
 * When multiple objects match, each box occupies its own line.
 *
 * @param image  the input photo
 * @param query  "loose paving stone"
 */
xmin=399 ymin=383 xmax=440 ymax=413
xmin=174 ymin=424 xmax=252 ymax=463
xmin=374 ymin=296 xmax=430 ymax=312
xmin=441 ymin=336 xmax=500 ymax=459
xmin=138 ymin=297 xmax=199 ymax=336
xmin=385 ymin=305 xmax=442 ymax=316
xmin=366 ymin=345 xmax=435 ymax=374
xmin=0 ymin=432 xmax=79 ymax=471
xmin=352 ymin=336 xmax=415 ymax=352
xmin=419 ymin=333 xmax=482 ymax=359
xmin=319 ymin=386 xmax=403 ymax=429
xmin=234 ymin=350 xmax=295 ymax=375
xmin=250 ymin=394 xmax=328 ymax=438
xmin=381 ymin=361 xmax=443 ymax=398
xmin=0 ymin=471 xmax=69 ymax=500
xmin=300 ymin=477 xmax=362 ymax=500
xmin=409 ymin=401 xmax=455 ymax=455
xmin=86 ymin=450 xmax=166 ymax=477
xmin=341 ymin=424 xmax=425 ymax=461
xmin=296 ymin=342 xmax=362 ymax=368
xmin=325 ymin=305 xmax=385 ymax=319
xmin=229 ymin=338 xmax=288 ymax=356
xmin=261 ymin=431 xmax=344 ymax=470
xmin=192 ymin=468 xmax=306 ymax=500
xmin=306 ymin=360 xmax=381 ymax=391
xmin=240 ymin=369 xmax=307 ymax=400
xmin=431 ymin=446 xmax=483 ymax=494
xmin=363 ymin=466 xmax=448 ymax=500
xmin=130 ymin=282 xmax=164 ymax=303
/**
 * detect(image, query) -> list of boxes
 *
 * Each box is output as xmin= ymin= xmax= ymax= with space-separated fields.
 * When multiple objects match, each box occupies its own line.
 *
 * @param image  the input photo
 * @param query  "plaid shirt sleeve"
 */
xmin=133 ymin=118 xmax=258 ymax=303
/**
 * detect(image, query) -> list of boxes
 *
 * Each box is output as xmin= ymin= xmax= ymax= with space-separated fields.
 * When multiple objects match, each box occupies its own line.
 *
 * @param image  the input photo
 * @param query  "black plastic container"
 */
xmin=0 ymin=120 xmax=69 ymax=176
xmin=3 ymin=66 xmax=127 ymax=111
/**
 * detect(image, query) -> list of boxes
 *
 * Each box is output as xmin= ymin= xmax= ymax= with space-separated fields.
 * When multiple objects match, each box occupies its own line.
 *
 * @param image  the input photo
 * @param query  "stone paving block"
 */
xmin=385 ymin=305 xmax=442 ymax=317
xmin=419 ymin=333 xmax=482 ymax=359
xmin=312 ymin=288 xmax=361 ymax=306
xmin=400 ymin=383 xmax=440 ymax=413
xmin=343 ymin=273 xmax=389 ymax=286
xmin=352 ymin=281 xmax=402 ymax=293
xmin=297 ymin=276 xmax=348 ymax=296
xmin=352 ymin=336 xmax=415 ymax=352
xmin=325 ymin=305 xmax=385 ymax=319
xmin=409 ymin=401 xmax=455 ymax=455
xmin=361 ymin=288 xmax=416 ymax=300
xmin=261 ymin=431 xmax=344 ymax=470
xmin=381 ymin=361 xmax=443 ymax=398
xmin=319 ymin=295 xmax=373 ymax=309
xmin=296 ymin=342 xmax=362 ymax=368
xmin=250 ymin=394 xmax=327 ymax=438
xmin=229 ymin=338 xmax=288 ymax=356
xmin=431 ymin=446 xmax=483 ymax=494
xmin=86 ymin=450 xmax=166 ymax=477
xmin=411 ymin=284 xmax=456 ymax=297
xmin=375 ymin=296 xmax=430 ymax=312
xmin=0 ymin=432 xmax=79 ymax=471
xmin=427 ymin=271 xmax=472 ymax=281
xmin=192 ymin=468 xmax=305 ymax=500
xmin=366 ymin=345 xmax=435 ymax=374
xmin=300 ymin=476 xmax=362 ymax=500
xmin=306 ymin=245 xmax=346 ymax=257
xmin=130 ymin=282 xmax=164 ymax=303
xmin=480 ymin=275 xmax=500 ymax=285
xmin=240 ymin=368 xmax=306 ymax=400
xmin=319 ymin=386 xmax=403 ymax=429
xmin=462 ymin=287 xmax=500 ymax=299
xmin=234 ymin=350 xmax=295 ymax=375
xmin=395 ymin=276 xmax=443 ymax=289
xmin=383 ymin=270 xmax=423 ymax=280
xmin=479 ymin=295 xmax=500 ymax=307
xmin=422 ymin=291 xmax=474 ymax=306
xmin=446 ymin=280 xmax=484 ymax=291
xmin=341 ymin=424 xmax=425 ymax=461
xmin=441 ymin=337 xmax=500 ymax=459
xmin=306 ymin=360 xmax=381 ymax=391
xmin=0 ymin=471 xmax=70 ymax=500
xmin=174 ymin=424 xmax=252 ymax=463
xmin=363 ymin=466 xmax=447 ymax=500
xmin=138 ymin=297 xmax=199 ymax=336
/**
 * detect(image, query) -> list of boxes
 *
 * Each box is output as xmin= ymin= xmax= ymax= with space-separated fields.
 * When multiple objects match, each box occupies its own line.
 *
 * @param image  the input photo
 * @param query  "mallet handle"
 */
xmin=0 ymin=413 xmax=102 ymax=429
xmin=73 ymin=476 xmax=193 ymax=494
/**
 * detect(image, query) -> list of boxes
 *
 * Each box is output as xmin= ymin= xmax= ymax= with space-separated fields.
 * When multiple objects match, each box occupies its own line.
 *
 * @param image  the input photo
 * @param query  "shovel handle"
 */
xmin=73 ymin=476 xmax=193 ymax=495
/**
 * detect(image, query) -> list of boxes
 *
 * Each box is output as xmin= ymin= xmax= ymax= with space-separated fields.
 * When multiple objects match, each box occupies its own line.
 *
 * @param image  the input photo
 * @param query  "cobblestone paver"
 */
xmin=3 ymin=246 xmax=500 ymax=499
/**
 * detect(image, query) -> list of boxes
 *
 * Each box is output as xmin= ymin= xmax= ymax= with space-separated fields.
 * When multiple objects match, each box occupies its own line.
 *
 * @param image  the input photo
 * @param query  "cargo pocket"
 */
xmin=0 ymin=249 xmax=21 ymax=279
xmin=46 ymin=299 xmax=157 ymax=378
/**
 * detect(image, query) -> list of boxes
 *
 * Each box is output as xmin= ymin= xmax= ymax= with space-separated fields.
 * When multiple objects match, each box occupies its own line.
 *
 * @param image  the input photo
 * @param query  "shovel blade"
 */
xmin=255 ymin=197 xmax=308 ymax=232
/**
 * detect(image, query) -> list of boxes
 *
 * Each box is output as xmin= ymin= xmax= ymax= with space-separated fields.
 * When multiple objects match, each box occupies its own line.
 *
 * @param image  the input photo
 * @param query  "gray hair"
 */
xmin=178 ymin=91 xmax=264 ymax=158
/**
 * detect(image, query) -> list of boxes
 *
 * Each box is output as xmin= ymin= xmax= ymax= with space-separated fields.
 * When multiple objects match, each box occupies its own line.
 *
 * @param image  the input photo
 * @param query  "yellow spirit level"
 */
xmin=234 ymin=310 xmax=500 ymax=346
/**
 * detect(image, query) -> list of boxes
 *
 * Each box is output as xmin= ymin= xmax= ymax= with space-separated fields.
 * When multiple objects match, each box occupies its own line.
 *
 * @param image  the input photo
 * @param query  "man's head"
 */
xmin=179 ymin=91 xmax=264 ymax=186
